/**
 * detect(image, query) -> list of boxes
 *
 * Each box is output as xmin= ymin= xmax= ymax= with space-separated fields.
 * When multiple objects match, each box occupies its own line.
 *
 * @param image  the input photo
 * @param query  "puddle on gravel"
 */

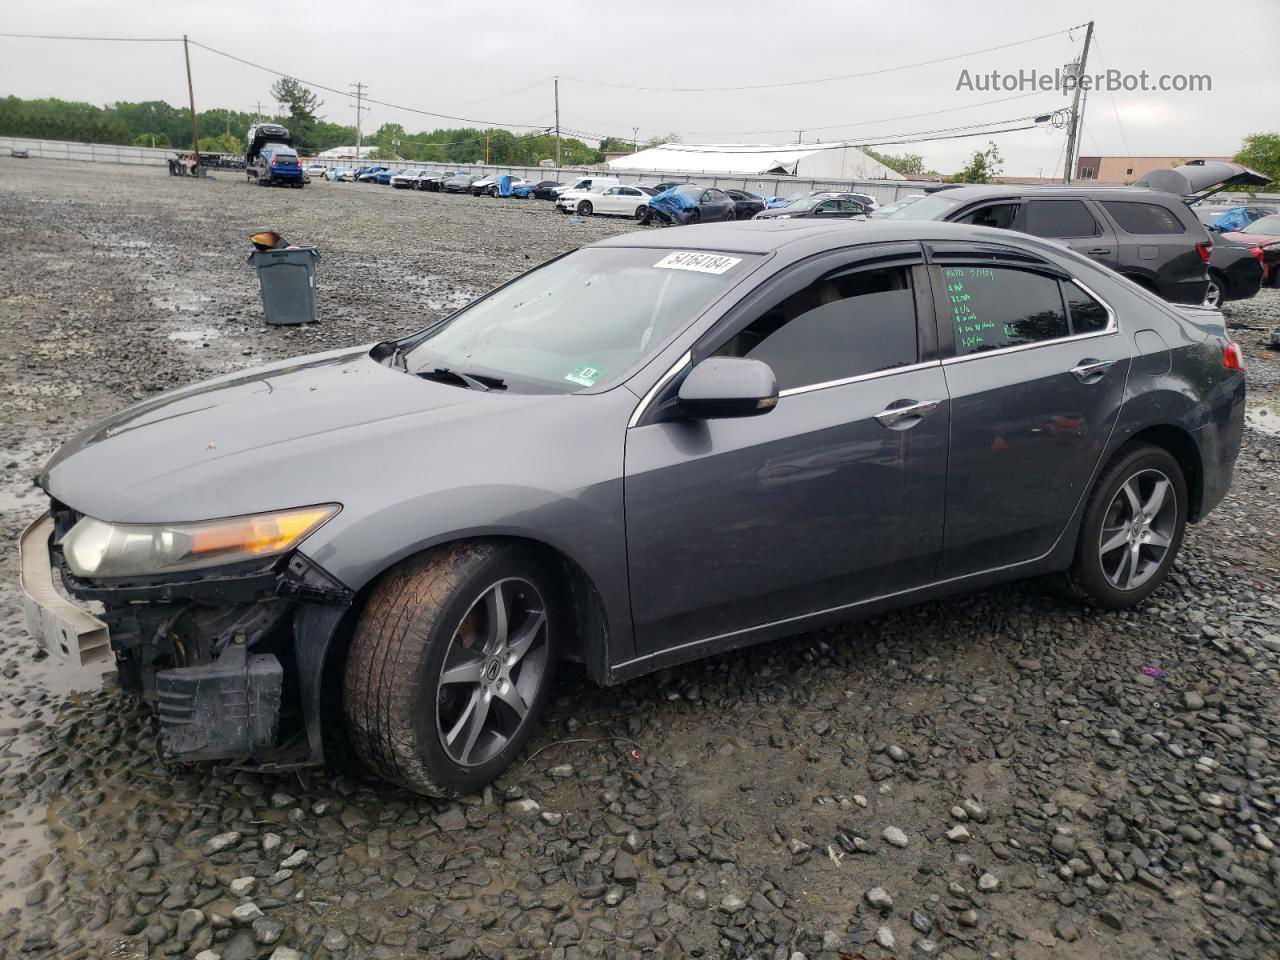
xmin=405 ymin=274 xmax=477 ymax=312
xmin=1246 ymin=403 xmax=1280 ymax=437
xmin=167 ymin=327 xmax=222 ymax=345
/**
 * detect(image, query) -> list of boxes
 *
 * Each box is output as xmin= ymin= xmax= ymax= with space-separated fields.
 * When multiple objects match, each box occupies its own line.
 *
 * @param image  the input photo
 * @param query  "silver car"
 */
xmin=21 ymin=220 xmax=1245 ymax=796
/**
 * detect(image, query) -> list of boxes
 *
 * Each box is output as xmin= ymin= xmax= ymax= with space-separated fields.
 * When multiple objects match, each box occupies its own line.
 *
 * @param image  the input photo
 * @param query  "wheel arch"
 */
xmin=1122 ymin=423 xmax=1205 ymax=522
xmin=301 ymin=533 xmax=614 ymax=765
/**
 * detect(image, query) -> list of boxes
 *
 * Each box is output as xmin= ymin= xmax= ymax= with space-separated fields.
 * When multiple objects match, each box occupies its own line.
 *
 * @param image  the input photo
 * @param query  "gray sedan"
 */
xmin=21 ymin=221 xmax=1246 ymax=796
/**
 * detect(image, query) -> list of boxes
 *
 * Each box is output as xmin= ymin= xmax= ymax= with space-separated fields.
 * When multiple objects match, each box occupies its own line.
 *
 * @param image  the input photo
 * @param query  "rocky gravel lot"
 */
xmin=0 ymin=158 xmax=1278 ymax=960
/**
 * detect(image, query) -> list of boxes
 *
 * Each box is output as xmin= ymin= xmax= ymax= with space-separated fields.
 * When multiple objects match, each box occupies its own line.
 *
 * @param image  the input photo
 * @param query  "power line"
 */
xmin=646 ymin=114 xmax=1051 ymax=154
xmin=433 ymin=77 xmax=555 ymax=107
xmin=187 ymin=39 xmax=549 ymax=130
xmin=0 ymin=31 xmax=181 ymax=42
xmin=562 ymin=91 xmax=1058 ymax=143
xmin=1088 ymin=34 xmax=1133 ymax=158
xmin=561 ymin=24 xmax=1087 ymax=92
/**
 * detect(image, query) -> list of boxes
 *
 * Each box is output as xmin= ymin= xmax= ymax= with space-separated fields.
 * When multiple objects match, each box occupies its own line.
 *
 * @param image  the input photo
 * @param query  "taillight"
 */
xmin=1250 ymin=246 xmax=1265 ymax=265
xmin=1195 ymin=241 xmax=1212 ymax=263
xmin=1223 ymin=342 xmax=1245 ymax=372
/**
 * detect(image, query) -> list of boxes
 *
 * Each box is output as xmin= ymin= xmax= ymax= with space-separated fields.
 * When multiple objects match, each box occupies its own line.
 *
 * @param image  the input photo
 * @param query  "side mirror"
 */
xmin=678 ymin=358 xmax=778 ymax=419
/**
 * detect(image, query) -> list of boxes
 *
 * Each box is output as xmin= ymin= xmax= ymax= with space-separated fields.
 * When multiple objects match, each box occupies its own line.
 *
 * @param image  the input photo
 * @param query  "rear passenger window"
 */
xmin=943 ymin=266 xmax=1068 ymax=355
xmin=1064 ymin=283 xmax=1110 ymax=334
xmin=1023 ymin=200 xmax=1099 ymax=238
xmin=716 ymin=265 xmax=918 ymax=390
xmin=954 ymin=203 xmax=1019 ymax=229
xmin=1102 ymin=201 xmax=1185 ymax=234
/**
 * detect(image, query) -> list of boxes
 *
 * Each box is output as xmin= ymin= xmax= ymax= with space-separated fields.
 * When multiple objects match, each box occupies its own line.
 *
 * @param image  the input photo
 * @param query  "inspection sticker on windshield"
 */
xmin=564 ymin=365 xmax=606 ymax=387
xmin=653 ymin=251 xmax=742 ymax=275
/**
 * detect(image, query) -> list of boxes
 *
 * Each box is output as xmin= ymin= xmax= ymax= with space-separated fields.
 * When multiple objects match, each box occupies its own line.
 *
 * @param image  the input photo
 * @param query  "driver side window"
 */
xmin=954 ymin=203 xmax=1019 ymax=229
xmin=714 ymin=265 xmax=920 ymax=391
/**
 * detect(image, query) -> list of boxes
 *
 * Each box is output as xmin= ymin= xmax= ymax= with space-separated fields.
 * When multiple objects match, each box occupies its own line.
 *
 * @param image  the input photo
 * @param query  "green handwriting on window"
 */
xmin=943 ymin=268 xmax=995 ymax=350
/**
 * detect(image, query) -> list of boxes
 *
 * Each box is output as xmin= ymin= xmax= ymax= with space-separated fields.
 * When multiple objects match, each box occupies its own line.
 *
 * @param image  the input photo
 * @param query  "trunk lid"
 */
xmin=1136 ymin=160 xmax=1272 ymax=203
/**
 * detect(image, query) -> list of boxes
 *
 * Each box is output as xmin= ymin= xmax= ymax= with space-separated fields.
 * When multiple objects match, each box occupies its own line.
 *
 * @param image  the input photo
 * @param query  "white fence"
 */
xmin=1 ymin=136 xmax=174 ymax=166
xmin=6 ymin=136 xmax=1278 ymax=206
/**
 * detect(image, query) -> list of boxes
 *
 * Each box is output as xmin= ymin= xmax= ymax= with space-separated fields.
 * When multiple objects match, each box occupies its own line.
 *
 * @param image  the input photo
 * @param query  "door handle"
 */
xmin=1070 ymin=358 xmax=1116 ymax=383
xmin=1086 ymin=247 xmax=1112 ymax=256
xmin=875 ymin=399 xmax=940 ymax=429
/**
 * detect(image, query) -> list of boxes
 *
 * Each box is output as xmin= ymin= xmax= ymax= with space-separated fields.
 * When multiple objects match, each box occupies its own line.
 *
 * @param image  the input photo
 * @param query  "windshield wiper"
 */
xmin=418 ymin=367 xmax=506 ymax=391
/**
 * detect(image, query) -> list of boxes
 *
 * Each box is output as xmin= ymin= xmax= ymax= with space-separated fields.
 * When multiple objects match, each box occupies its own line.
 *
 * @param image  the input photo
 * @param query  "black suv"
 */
xmin=886 ymin=160 xmax=1269 ymax=305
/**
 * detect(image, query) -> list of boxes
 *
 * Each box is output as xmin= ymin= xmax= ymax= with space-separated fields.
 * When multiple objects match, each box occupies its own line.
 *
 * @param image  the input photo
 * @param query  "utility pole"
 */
xmin=554 ymin=76 xmax=561 ymax=167
xmin=796 ymin=130 xmax=804 ymax=143
xmin=350 ymin=82 xmax=368 ymax=156
xmin=632 ymin=127 xmax=639 ymax=152
xmin=254 ymin=101 xmax=264 ymax=122
xmin=485 ymin=131 xmax=490 ymax=165
xmin=1063 ymin=20 xmax=1094 ymax=184
xmin=183 ymin=35 xmax=200 ymax=167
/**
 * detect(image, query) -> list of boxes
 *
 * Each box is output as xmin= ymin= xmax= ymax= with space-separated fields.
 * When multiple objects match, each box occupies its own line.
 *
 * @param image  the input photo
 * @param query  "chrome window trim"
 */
xmin=940 ymin=277 xmax=1119 ymax=366
xmin=628 ymin=350 xmax=691 ymax=428
xmin=778 ymin=359 xmax=942 ymax=398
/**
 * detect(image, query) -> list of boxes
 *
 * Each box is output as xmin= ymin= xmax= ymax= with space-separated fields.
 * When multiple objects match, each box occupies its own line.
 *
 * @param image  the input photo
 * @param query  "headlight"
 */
xmin=62 ymin=504 xmax=340 ymax=579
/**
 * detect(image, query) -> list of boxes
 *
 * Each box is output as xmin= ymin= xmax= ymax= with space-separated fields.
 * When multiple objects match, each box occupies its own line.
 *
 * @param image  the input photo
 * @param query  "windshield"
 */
xmin=785 ymin=194 xmax=828 ymax=212
xmin=403 ymin=247 xmax=758 ymax=392
xmin=1243 ymin=214 xmax=1280 ymax=235
xmin=884 ymin=193 xmax=962 ymax=221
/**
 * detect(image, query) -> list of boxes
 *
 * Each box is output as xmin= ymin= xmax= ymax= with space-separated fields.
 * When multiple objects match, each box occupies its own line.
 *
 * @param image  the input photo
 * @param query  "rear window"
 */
xmin=1023 ymin=200 xmax=1099 ymax=238
xmin=1102 ymin=201 xmax=1185 ymax=235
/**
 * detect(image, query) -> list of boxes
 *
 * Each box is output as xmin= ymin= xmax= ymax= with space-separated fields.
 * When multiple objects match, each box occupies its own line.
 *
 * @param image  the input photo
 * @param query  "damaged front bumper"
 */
xmin=20 ymin=507 xmax=354 ymax=766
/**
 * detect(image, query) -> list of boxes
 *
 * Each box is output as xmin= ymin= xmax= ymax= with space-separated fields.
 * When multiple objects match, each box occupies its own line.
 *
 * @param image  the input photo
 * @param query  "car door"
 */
xmin=927 ymin=242 xmax=1131 ymax=578
xmin=807 ymin=199 xmax=842 ymax=220
xmin=1097 ymin=199 xmax=1206 ymax=302
xmin=624 ymin=244 xmax=949 ymax=655
xmin=1017 ymin=199 xmax=1119 ymax=270
xmin=614 ymin=186 xmax=645 ymax=216
xmin=595 ymin=186 xmax=624 ymax=214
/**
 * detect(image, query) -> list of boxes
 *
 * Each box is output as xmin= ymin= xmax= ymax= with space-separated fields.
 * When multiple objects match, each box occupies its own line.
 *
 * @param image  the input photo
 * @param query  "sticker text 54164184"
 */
xmin=653 ymin=252 xmax=742 ymax=275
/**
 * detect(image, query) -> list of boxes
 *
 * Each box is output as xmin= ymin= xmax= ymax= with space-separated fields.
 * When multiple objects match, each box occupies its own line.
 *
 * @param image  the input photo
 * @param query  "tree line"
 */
xmin=0 ymin=85 xmax=676 ymax=166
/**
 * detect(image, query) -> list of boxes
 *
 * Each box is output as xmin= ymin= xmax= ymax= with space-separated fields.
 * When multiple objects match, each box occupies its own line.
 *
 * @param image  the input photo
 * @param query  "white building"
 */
xmin=316 ymin=145 xmax=378 ymax=160
xmin=604 ymin=142 xmax=904 ymax=180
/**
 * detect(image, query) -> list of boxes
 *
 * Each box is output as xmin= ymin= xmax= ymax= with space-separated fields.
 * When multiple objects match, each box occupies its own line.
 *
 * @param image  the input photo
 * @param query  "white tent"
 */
xmin=316 ymin=145 xmax=378 ymax=160
xmin=604 ymin=143 xmax=904 ymax=180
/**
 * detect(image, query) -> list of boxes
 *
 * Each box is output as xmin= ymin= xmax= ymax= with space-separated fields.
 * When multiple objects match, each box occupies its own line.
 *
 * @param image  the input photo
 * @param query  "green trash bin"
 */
xmin=247 ymin=247 xmax=320 ymax=325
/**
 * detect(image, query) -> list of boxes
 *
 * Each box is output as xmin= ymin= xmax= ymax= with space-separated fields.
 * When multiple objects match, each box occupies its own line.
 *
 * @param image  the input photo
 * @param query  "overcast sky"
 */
xmin=4 ymin=0 xmax=1277 ymax=175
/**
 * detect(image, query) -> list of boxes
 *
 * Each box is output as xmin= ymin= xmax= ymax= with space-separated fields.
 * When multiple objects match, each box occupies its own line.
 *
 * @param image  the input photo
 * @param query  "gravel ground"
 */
xmin=0 ymin=157 xmax=1278 ymax=960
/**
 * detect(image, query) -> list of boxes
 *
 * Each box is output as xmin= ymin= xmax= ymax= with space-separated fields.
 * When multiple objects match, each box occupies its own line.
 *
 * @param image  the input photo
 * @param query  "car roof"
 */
xmin=590 ymin=218 xmax=1060 ymax=257
xmin=929 ymin=184 xmax=1183 ymax=203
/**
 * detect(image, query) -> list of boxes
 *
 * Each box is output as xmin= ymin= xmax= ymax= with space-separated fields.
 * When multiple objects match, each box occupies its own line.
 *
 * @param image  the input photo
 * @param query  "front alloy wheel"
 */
xmin=344 ymin=542 xmax=559 ymax=796
xmin=436 ymin=578 xmax=549 ymax=767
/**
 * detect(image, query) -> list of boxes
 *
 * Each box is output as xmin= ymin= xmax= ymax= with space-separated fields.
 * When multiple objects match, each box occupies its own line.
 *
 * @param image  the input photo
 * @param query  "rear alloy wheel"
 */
xmin=724 ymin=209 xmax=735 ymax=222
xmin=634 ymin=205 xmax=648 ymax=220
xmin=489 ymin=186 xmax=499 ymax=197
xmin=1058 ymin=444 xmax=1187 ymax=609
xmin=344 ymin=542 xmax=559 ymax=796
xmin=577 ymin=200 xmax=593 ymax=216
xmin=1203 ymin=272 xmax=1227 ymax=308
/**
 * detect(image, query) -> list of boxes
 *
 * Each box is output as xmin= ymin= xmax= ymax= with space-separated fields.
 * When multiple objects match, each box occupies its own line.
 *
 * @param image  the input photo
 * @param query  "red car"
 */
xmin=1225 ymin=213 xmax=1280 ymax=286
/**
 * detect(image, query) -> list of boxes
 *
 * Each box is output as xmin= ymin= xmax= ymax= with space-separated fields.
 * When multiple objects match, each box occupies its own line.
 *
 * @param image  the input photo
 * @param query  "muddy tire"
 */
xmin=344 ymin=541 xmax=559 ymax=796
xmin=1056 ymin=444 xmax=1187 ymax=610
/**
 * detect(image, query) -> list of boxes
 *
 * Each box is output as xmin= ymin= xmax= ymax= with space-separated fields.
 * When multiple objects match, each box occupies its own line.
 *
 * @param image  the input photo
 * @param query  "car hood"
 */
xmin=752 ymin=207 xmax=804 ymax=218
xmin=39 ymin=347 xmax=559 ymax=523
xmin=1136 ymin=160 xmax=1272 ymax=200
